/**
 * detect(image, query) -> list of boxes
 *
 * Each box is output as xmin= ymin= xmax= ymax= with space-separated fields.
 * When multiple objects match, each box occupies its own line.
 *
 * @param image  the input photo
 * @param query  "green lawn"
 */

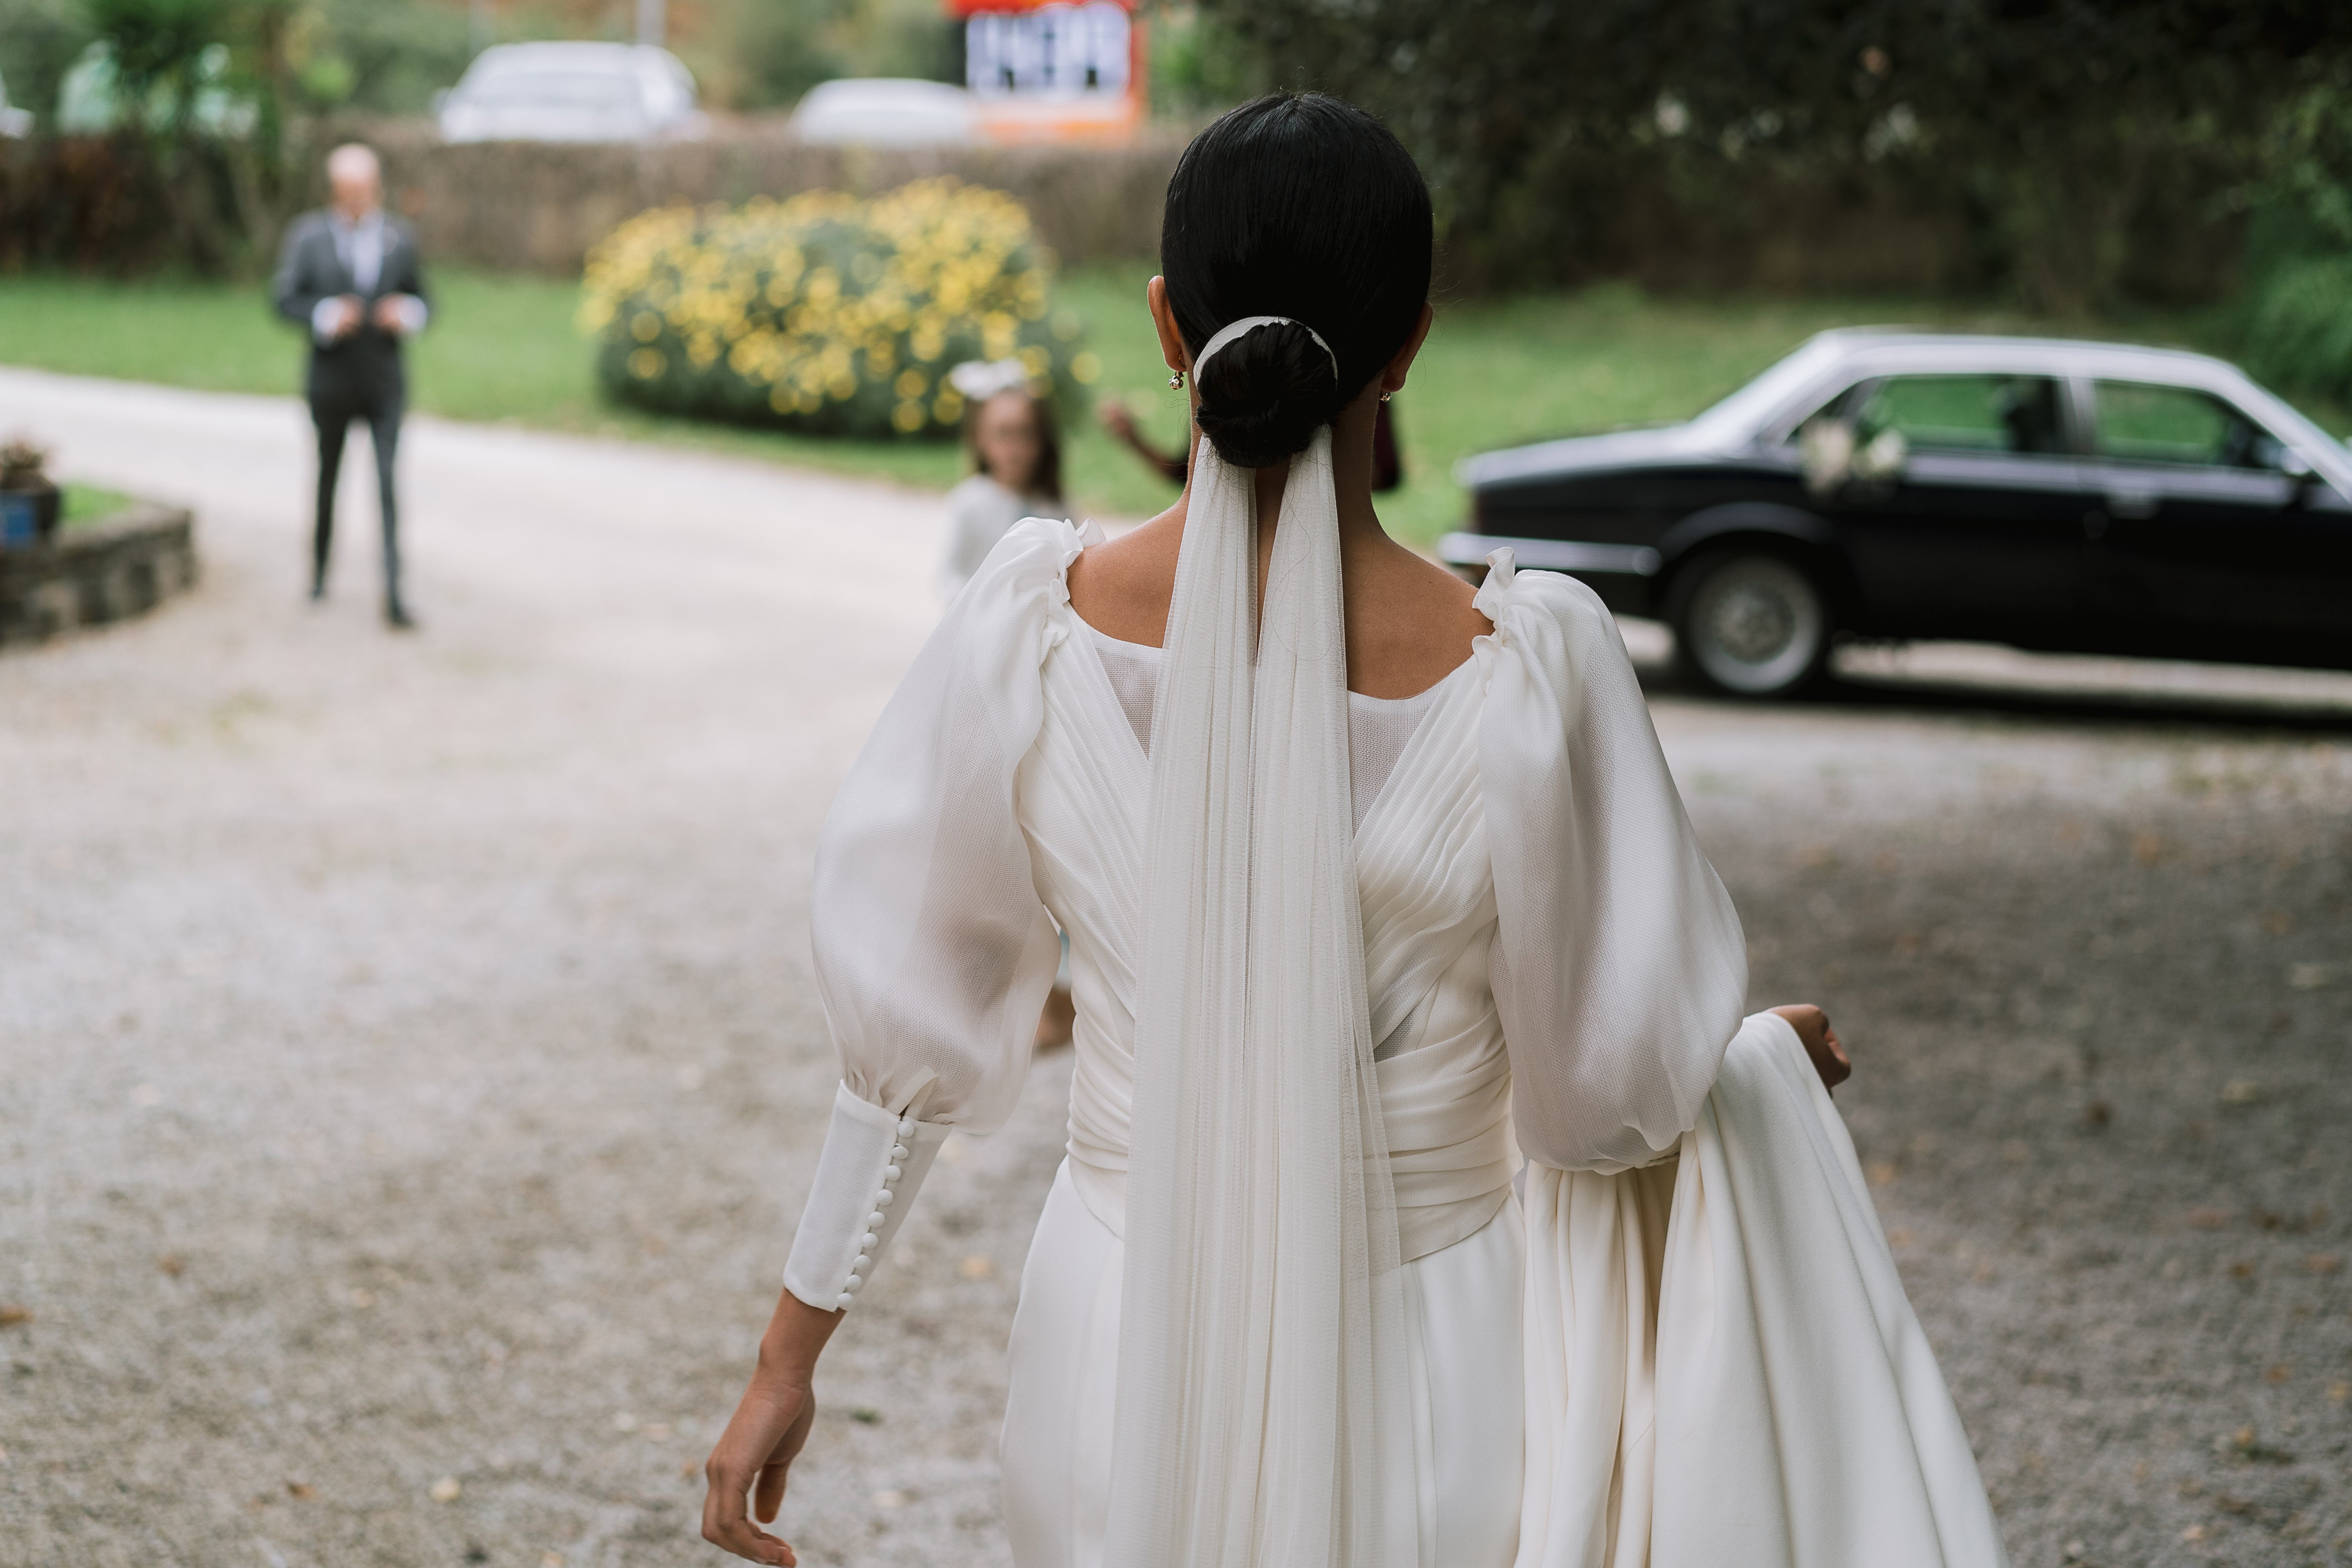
xmin=3 ymin=264 xmax=2335 ymax=545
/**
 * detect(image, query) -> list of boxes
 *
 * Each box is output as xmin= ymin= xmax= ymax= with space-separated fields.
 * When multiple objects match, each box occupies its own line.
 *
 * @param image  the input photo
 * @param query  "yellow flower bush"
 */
xmin=578 ymin=178 xmax=1091 ymax=439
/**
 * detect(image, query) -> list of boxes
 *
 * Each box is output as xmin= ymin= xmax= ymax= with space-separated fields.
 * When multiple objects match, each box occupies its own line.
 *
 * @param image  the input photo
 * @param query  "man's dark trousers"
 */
xmin=311 ymin=380 xmax=402 ymax=611
xmin=270 ymin=208 xmax=429 ymax=622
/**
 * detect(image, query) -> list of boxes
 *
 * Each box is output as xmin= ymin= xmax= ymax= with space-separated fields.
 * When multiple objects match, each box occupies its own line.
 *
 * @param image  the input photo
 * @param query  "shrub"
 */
xmin=577 ymin=178 xmax=1098 ymax=440
xmin=2242 ymin=255 xmax=2352 ymax=405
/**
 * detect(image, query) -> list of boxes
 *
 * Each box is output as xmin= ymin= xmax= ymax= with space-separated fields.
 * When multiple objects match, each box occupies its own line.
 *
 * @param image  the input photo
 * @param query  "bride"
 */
xmin=701 ymin=93 xmax=2008 ymax=1568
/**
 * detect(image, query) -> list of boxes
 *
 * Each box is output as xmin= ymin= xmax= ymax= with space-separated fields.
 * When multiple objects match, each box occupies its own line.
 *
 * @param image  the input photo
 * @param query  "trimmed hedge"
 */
xmin=577 ymin=178 xmax=1095 ymax=440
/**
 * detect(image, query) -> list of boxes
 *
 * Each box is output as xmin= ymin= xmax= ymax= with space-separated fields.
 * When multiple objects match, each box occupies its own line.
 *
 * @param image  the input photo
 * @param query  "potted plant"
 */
xmin=0 ymin=438 xmax=61 ymax=547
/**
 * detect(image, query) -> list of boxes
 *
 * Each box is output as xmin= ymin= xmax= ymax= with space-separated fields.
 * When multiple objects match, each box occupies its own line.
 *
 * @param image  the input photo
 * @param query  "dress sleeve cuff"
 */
xmin=782 ymin=1083 xmax=952 ymax=1312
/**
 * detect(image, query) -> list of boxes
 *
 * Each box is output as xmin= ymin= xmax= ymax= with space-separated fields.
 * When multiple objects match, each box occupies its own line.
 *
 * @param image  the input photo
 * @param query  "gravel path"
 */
xmin=1 ymin=368 xmax=2347 ymax=1568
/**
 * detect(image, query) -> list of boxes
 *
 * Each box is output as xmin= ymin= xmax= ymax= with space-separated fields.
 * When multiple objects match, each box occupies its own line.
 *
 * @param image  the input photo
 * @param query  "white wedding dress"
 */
xmin=782 ymin=491 xmax=2009 ymax=1565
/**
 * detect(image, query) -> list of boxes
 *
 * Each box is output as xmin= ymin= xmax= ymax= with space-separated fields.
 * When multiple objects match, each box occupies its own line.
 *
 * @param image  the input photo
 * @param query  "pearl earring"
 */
xmin=1169 ymin=369 xmax=1186 ymax=391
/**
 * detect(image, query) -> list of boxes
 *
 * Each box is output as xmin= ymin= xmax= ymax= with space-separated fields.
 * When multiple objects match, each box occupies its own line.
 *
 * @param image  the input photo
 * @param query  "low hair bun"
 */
xmin=1190 ymin=320 xmax=1342 ymax=470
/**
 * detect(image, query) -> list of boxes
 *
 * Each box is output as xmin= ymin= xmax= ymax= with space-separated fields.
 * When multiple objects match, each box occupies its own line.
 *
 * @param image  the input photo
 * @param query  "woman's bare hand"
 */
xmin=702 ymin=1293 xmax=843 ymax=1563
xmin=1770 ymin=1003 xmax=1851 ymax=1093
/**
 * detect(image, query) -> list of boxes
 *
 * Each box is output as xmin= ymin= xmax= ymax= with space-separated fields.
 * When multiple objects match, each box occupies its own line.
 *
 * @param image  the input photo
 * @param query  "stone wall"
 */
xmin=358 ymin=122 xmax=1185 ymax=276
xmin=0 ymin=503 xmax=198 ymax=647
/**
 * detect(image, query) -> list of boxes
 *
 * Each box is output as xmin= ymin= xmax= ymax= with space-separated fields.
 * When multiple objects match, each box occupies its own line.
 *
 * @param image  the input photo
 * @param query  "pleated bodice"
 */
xmin=1015 ymin=610 xmax=1515 ymax=1263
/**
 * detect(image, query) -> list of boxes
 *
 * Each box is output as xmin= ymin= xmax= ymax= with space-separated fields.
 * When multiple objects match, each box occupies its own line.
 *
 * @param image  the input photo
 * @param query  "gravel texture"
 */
xmin=1 ymin=368 xmax=2347 ymax=1568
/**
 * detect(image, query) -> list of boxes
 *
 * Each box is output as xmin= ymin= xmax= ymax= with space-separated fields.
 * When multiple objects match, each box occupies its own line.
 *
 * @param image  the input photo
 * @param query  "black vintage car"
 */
xmin=1438 ymin=330 xmax=2352 ymax=697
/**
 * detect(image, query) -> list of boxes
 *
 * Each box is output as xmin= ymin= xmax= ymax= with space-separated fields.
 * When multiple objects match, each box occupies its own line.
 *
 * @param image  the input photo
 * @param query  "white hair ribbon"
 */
xmin=947 ymin=358 xmax=1032 ymax=400
xmin=1190 ymin=314 xmax=1340 ymax=381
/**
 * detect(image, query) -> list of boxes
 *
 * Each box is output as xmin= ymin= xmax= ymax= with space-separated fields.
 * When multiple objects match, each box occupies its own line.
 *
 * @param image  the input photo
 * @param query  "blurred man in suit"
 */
xmin=272 ymin=143 xmax=430 ymax=628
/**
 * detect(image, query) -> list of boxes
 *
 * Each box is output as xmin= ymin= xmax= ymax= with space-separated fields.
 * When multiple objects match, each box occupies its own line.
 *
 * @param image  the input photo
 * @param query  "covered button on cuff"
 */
xmin=781 ymin=1083 xmax=955 ymax=1313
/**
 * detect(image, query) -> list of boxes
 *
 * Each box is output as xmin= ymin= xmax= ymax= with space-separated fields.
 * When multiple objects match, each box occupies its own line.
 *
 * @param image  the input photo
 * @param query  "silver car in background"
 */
xmin=438 ymin=43 xmax=708 ymax=144
xmin=788 ymin=79 xmax=980 ymax=147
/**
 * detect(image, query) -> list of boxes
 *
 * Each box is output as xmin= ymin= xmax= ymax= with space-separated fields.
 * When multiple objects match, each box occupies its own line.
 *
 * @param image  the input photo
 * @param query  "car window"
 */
xmin=1852 ymin=374 xmax=2068 ymax=456
xmin=472 ymin=70 xmax=640 ymax=113
xmin=2092 ymin=381 xmax=2288 ymax=471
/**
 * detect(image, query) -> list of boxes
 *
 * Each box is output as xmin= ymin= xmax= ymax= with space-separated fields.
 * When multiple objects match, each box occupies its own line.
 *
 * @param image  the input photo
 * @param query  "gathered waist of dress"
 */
xmin=1062 ymin=1008 xmax=1517 ymax=1264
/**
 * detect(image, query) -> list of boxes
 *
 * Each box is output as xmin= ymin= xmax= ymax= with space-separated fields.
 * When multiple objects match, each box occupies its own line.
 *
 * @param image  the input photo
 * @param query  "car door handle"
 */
xmin=2103 ymin=489 xmax=2159 ymax=519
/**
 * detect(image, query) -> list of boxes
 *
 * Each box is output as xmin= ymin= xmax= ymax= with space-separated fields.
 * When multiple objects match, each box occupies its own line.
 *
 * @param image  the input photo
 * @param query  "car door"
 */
xmin=2079 ymin=379 xmax=2352 ymax=660
xmin=1825 ymin=372 xmax=2092 ymax=641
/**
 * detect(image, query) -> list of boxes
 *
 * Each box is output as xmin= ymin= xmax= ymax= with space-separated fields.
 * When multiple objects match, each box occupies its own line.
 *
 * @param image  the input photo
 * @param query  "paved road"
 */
xmin=1 ymin=368 xmax=2348 ymax=1568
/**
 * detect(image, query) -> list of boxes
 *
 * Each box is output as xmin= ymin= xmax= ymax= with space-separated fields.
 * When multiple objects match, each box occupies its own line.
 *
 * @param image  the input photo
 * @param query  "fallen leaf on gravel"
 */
xmin=871 ymin=1488 xmax=908 ymax=1508
xmin=2287 ymin=963 xmax=2335 ymax=990
xmin=2266 ymin=1364 xmax=2293 ymax=1383
xmin=960 ymin=1255 xmax=995 ymax=1279
xmin=285 ymin=1481 xmax=314 ymax=1499
xmin=2181 ymin=1524 xmax=2207 ymax=1542
xmin=1865 ymin=1161 xmax=1898 ymax=1188
xmin=428 ymin=1476 xmax=462 ymax=1503
xmin=850 ymin=1407 xmax=880 ymax=1424
xmin=157 ymin=1255 xmax=185 ymax=1277
xmin=2185 ymin=1208 xmax=2232 ymax=1229
xmin=542 ymin=1554 xmax=565 ymax=1568
xmin=2230 ymin=1261 xmax=2256 ymax=1279
xmin=0 ymin=1305 xmax=29 ymax=1326
xmin=643 ymin=1423 xmax=670 ymax=1442
xmin=2220 ymin=1079 xmax=2265 ymax=1105
xmin=2307 ymin=1254 xmax=2343 ymax=1275
xmin=2329 ymin=1382 xmax=2348 ymax=1404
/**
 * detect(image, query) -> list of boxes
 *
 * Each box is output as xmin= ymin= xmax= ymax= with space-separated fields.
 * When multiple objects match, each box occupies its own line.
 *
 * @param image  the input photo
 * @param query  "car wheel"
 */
xmin=1668 ymin=548 xmax=1832 ymax=698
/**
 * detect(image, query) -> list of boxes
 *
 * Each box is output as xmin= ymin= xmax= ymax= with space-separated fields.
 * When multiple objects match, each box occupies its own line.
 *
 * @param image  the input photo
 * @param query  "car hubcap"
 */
xmin=1688 ymin=556 xmax=1825 ymax=694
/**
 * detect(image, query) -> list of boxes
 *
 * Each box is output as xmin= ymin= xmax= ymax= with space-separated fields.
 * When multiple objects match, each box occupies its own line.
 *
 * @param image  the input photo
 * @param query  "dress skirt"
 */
xmin=1002 ymin=1161 xmax=1527 ymax=1568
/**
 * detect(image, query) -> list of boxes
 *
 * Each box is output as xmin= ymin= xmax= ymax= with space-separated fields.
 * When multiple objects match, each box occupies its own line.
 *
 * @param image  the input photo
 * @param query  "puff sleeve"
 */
xmin=1474 ymin=550 xmax=1749 ymax=1175
xmin=781 ymin=517 xmax=1089 ymax=1311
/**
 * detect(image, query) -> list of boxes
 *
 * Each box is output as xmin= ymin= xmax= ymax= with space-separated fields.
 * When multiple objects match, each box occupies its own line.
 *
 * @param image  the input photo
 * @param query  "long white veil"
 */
xmin=1102 ymin=319 xmax=1415 ymax=1568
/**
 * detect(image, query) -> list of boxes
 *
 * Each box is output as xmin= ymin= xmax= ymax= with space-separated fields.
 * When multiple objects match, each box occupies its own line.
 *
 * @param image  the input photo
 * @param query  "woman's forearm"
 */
xmin=759 ymin=1288 xmax=844 ymax=1381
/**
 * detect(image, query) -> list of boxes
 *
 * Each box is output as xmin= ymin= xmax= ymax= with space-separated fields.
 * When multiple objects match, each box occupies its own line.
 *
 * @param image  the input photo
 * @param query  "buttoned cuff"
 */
xmin=782 ymin=1083 xmax=952 ymax=1312
xmin=390 ymin=294 xmax=429 ymax=334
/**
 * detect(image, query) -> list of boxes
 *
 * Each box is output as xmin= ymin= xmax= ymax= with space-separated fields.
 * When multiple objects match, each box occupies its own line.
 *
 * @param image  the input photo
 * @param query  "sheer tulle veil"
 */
xmin=1102 ymin=317 xmax=1416 ymax=1568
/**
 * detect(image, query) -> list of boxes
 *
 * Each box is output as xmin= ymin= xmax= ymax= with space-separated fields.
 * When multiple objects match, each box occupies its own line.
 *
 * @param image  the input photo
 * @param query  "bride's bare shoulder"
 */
xmin=1066 ymin=510 xmax=1182 ymax=648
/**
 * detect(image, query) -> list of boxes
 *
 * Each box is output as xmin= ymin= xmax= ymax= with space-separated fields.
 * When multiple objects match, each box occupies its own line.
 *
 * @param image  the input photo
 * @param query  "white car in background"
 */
xmin=437 ymin=43 xmax=708 ymax=144
xmin=789 ymin=78 xmax=978 ymax=147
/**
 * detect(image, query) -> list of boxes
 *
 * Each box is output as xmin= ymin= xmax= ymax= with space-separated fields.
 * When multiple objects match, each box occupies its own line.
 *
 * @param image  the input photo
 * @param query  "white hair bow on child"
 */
xmin=947 ymin=358 xmax=1032 ymax=400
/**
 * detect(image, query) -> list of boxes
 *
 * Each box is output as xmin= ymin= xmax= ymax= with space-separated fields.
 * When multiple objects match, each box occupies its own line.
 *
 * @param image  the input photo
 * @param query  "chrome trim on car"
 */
xmin=1435 ymin=533 xmax=1663 ymax=577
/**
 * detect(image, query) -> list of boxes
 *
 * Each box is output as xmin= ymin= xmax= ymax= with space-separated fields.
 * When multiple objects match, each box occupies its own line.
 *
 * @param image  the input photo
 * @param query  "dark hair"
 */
xmin=963 ymin=386 xmax=1063 ymax=503
xmin=1162 ymin=93 xmax=1432 ymax=470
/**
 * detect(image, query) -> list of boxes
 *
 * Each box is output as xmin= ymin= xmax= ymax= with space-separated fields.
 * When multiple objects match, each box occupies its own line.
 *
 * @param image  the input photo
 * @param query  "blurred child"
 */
xmin=941 ymin=360 xmax=1065 ymax=598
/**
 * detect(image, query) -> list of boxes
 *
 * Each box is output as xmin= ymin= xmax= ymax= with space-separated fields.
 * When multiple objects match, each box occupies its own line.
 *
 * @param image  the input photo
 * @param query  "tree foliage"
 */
xmin=1194 ymin=0 xmax=2352 ymax=310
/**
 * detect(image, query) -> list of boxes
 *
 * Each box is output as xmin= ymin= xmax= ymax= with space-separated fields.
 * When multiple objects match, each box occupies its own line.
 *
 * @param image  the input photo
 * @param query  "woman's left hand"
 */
xmin=702 ymin=1291 xmax=842 ymax=1563
xmin=1770 ymin=1003 xmax=1851 ymax=1093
